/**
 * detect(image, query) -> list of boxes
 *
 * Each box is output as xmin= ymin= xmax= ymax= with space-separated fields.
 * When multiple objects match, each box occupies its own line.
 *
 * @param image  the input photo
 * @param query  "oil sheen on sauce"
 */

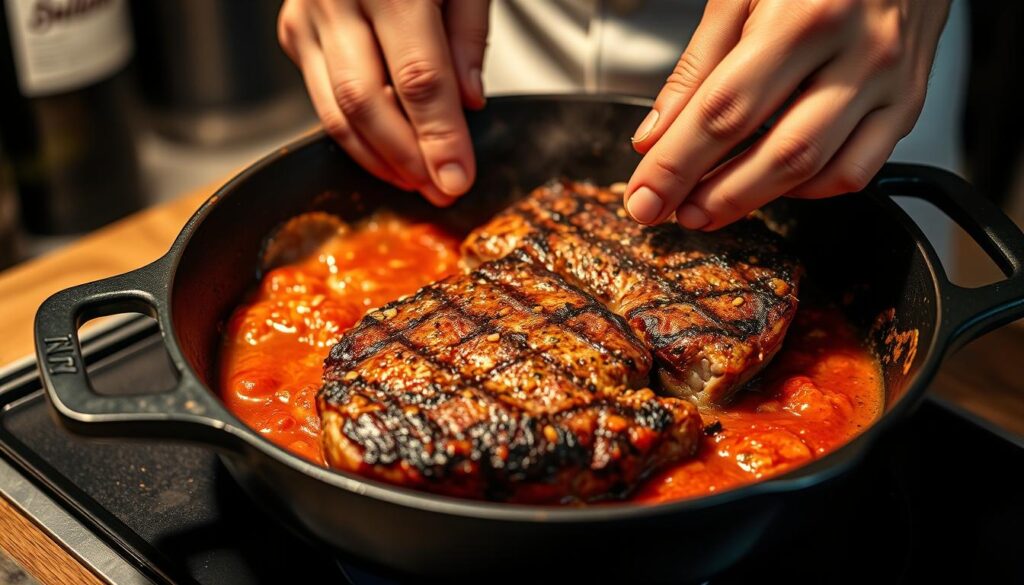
xmin=219 ymin=214 xmax=883 ymax=503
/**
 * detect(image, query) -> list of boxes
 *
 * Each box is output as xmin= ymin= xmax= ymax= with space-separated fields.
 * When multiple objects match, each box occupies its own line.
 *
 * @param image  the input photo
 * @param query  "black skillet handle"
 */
xmin=873 ymin=163 xmax=1024 ymax=352
xmin=34 ymin=257 xmax=236 ymax=445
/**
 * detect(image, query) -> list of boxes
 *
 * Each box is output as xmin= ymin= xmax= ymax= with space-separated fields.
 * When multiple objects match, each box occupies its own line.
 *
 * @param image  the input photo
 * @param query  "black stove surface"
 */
xmin=1 ymin=319 xmax=1022 ymax=584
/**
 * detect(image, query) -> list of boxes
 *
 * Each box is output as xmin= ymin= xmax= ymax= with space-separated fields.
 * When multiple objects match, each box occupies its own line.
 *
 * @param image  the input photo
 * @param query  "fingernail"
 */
xmin=631 ymin=109 xmax=659 ymax=143
xmin=437 ymin=162 xmax=469 ymax=195
xmin=677 ymin=203 xmax=710 ymax=230
xmin=626 ymin=186 xmax=664 ymax=224
xmin=470 ymin=67 xmax=485 ymax=105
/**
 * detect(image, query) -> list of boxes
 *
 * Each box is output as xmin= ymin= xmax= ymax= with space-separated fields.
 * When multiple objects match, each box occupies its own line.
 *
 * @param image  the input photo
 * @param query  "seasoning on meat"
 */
xmin=462 ymin=180 xmax=802 ymax=406
xmin=317 ymin=257 xmax=702 ymax=503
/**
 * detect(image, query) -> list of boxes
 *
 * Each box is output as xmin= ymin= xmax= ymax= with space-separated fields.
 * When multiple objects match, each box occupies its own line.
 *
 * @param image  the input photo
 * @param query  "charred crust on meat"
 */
xmin=461 ymin=180 xmax=802 ymax=406
xmin=703 ymin=420 xmax=723 ymax=436
xmin=317 ymin=257 xmax=702 ymax=503
xmin=318 ymin=180 xmax=801 ymax=502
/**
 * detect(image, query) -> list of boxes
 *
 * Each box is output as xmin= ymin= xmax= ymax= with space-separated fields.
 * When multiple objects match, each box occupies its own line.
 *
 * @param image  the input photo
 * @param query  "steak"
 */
xmin=318 ymin=256 xmax=701 ymax=503
xmin=462 ymin=181 xmax=802 ymax=406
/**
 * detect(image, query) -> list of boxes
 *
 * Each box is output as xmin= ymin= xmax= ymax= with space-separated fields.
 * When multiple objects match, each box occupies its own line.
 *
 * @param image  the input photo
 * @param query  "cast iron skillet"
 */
xmin=34 ymin=96 xmax=1024 ymax=582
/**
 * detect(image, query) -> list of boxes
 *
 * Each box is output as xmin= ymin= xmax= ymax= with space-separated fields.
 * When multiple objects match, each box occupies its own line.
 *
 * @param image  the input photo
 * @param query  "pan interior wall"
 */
xmin=169 ymin=99 xmax=939 ymax=418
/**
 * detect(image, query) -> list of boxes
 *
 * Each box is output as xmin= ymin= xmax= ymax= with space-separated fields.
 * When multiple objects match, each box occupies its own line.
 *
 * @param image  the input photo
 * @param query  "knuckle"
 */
xmin=834 ymin=161 xmax=874 ymax=193
xmin=697 ymin=87 xmax=748 ymax=141
xmin=867 ymin=15 xmax=904 ymax=72
xmin=331 ymin=77 xmax=374 ymax=118
xmin=715 ymin=190 xmax=748 ymax=217
xmin=394 ymin=59 xmax=444 ymax=104
xmin=773 ymin=135 xmax=824 ymax=179
xmin=651 ymin=153 xmax=690 ymax=188
xmin=664 ymin=51 xmax=703 ymax=95
xmin=321 ymin=112 xmax=351 ymax=143
xmin=416 ymin=125 xmax=460 ymax=145
xmin=794 ymin=0 xmax=855 ymax=37
xmin=869 ymin=39 xmax=903 ymax=73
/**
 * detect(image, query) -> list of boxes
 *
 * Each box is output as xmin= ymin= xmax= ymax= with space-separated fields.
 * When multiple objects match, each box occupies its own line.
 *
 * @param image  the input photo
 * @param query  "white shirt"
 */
xmin=483 ymin=0 xmax=969 ymax=172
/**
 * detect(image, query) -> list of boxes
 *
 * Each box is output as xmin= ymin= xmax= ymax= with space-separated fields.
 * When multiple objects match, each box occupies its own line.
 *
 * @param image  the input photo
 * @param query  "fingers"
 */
xmin=785 ymin=106 xmax=910 ymax=199
xmin=281 ymin=0 xmax=462 ymax=206
xmin=314 ymin=2 xmax=449 ymax=201
xmin=445 ymin=0 xmax=491 ymax=110
xmin=624 ymin=26 xmax=841 ymax=226
xmin=364 ymin=0 xmax=476 ymax=198
xmin=630 ymin=0 xmax=747 ymax=152
xmin=286 ymin=9 xmax=408 ymax=189
xmin=302 ymin=53 xmax=411 ymax=189
xmin=619 ymin=0 xmax=946 ymax=229
xmin=678 ymin=57 xmax=890 ymax=229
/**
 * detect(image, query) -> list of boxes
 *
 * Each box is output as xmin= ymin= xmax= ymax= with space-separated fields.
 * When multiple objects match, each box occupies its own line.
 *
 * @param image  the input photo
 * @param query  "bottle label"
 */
xmin=5 ymin=0 xmax=133 ymax=97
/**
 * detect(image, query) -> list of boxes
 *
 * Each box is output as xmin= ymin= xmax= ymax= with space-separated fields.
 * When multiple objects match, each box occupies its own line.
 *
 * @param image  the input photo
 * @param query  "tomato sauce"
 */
xmin=633 ymin=307 xmax=882 ymax=503
xmin=219 ymin=213 xmax=884 ymax=502
xmin=219 ymin=214 xmax=462 ymax=462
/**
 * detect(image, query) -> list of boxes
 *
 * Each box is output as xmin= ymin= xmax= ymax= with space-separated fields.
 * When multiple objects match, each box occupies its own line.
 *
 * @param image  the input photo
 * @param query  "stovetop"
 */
xmin=1 ymin=317 xmax=1022 ymax=584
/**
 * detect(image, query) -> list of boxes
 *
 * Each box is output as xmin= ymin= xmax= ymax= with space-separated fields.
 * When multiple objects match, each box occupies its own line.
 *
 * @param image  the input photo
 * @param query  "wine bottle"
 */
xmin=0 ymin=137 xmax=20 ymax=268
xmin=0 ymin=0 xmax=143 ymax=235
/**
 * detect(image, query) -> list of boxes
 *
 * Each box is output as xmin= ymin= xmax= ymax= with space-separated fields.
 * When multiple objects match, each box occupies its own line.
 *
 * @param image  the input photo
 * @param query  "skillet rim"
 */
xmin=162 ymin=94 xmax=949 ymax=523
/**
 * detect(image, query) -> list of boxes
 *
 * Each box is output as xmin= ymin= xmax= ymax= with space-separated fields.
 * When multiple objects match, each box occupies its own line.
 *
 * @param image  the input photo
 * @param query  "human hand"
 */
xmin=278 ymin=0 xmax=489 ymax=206
xmin=626 ymin=0 xmax=951 ymax=230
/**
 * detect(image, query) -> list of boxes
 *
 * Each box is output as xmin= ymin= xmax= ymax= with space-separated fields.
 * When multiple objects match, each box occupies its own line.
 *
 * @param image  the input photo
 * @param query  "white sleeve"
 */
xmin=484 ymin=0 xmax=969 ymax=172
xmin=483 ymin=0 xmax=705 ymax=96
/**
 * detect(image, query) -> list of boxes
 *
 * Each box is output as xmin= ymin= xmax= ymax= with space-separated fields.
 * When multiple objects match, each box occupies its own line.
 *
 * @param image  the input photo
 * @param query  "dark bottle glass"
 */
xmin=0 ymin=0 xmax=143 ymax=235
xmin=1 ymin=137 xmax=20 ymax=268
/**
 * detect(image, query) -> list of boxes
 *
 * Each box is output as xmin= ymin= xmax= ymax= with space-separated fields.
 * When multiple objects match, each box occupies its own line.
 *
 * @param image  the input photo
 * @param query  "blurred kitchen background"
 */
xmin=0 ymin=0 xmax=316 ymax=266
xmin=0 ymin=0 xmax=1021 ymax=280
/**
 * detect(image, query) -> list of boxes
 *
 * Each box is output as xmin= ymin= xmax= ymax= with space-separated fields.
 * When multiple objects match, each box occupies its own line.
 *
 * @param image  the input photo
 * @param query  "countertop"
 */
xmin=0 ymin=174 xmax=1022 ymax=583
xmin=0 ymin=182 xmax=211 ymax=584
xmin=0 ymin=184 xmax=213 ymax=366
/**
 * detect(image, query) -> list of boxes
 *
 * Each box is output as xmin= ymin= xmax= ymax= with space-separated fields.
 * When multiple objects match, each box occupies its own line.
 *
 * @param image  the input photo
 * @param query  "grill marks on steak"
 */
xmin=316 ymin=180 xmax=800 ymax=501
xmin=462 ymin=181 xmax=802 ymax=406
xmin=319 ymin=257 xmax=701 ymax=503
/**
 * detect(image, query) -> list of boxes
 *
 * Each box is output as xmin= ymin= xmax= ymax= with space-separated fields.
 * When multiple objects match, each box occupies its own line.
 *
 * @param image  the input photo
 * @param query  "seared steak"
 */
xmin=462 ymin=181 xmax=801 ymax=406
xmin=318 ymin=257 xmax=701 ymax=503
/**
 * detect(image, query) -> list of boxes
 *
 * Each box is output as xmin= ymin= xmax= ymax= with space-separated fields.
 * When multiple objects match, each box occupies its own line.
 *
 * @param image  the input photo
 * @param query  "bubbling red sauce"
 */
xmin=219 ymin=214 xmax=883 ymax=502
xmin=219 ymin=214 xmax=462 ymax=462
